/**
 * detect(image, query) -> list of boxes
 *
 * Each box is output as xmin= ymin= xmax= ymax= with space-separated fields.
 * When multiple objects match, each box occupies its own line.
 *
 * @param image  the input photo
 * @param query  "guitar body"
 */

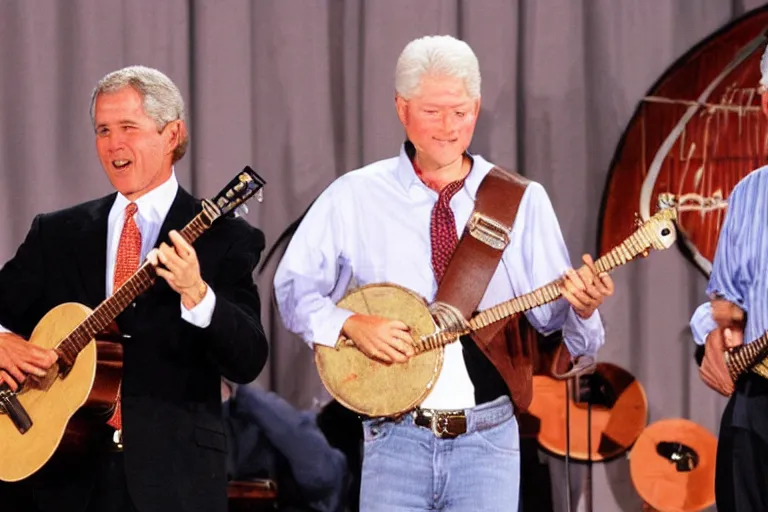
xmin=0 ymin=303 xmax=108 ymax=482
xmin=314 ymin=283 xmax=444 ymax=417
xmin=526 ymin=362 xmax=648 ymax=462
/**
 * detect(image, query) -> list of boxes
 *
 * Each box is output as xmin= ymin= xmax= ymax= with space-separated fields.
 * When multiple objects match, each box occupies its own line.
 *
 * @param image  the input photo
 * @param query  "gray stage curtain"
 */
xmin=2 ymin=0 xmax=765 ymax=510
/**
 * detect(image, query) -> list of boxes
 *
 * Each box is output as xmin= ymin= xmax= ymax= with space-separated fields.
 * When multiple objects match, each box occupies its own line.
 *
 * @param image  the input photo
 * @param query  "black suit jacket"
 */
xmin=0 ymin=187 xmax=269 ymax=512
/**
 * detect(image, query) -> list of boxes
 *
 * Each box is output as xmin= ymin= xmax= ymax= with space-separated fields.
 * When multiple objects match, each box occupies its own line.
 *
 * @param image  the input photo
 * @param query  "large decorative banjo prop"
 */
xmin=599 ymin=8 xmax=768 ymax=276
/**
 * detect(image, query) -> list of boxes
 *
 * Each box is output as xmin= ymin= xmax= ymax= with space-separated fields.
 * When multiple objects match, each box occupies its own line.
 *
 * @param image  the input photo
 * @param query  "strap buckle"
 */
xmin=110 ymin=429 xmax=124 ymax=452
xmin=467 ymin=212 xmax=511 ymax=250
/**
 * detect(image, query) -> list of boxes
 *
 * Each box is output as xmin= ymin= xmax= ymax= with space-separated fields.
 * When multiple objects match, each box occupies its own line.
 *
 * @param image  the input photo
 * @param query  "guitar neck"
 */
xmin=468 ymin=210 xmax=675 ymax=331
xmin=726 ymin=330 xmax=768 ymax=379
xmin=55 ymin=208 xmax=214 ymax=361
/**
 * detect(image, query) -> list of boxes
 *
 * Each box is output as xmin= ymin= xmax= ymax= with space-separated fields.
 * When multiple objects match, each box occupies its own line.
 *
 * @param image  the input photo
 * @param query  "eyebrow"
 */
xmin=420 ymin=102 xmax=473 ymax=109
xmin=95 ymin=119 xmax=141 ymax=128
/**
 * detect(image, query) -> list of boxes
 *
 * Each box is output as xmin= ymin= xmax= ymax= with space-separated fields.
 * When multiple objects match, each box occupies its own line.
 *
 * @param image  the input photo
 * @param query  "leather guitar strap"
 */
xmin=434 ymin=166 xmax=529 ymax=331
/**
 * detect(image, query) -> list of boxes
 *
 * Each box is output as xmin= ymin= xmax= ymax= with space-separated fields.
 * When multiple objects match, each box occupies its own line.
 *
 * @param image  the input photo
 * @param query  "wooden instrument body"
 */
xmin=526 ymin=362 xmax=648 ymax=462
xmin=0 ymin=303 xmax=122 ymax=482
xmin=228 ymin=479 xmax=278 ymax=512
xmin=629 ymin=418 xmax=717 ymax=512
xmin=314 ymin=284 xmax=443 ymax=417
xmin=724 ymin=330 xmax=768 ymax=382
xmin=598 ymin=9 xmax=768 ymax=276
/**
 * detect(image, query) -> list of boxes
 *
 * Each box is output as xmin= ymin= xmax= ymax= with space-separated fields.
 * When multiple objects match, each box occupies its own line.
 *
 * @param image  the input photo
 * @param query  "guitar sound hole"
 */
xmin=656 ymin=441 xmax=699 ymax=472
xmin=572 ymin=373 xmax=617 ymax=409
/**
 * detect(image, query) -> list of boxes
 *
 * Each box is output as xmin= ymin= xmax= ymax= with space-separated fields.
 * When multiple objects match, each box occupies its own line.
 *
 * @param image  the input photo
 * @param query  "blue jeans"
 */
xmin=360 ymin=396 xmax=520 ymax=511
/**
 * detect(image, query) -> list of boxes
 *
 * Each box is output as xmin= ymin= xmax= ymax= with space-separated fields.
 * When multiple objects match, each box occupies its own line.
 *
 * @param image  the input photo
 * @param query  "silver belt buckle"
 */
xmin=415 ymin=409 xmax=452 ymax=438
xmin=467 ymin=213 xmax=510 ymax=250
xmin=431 ymin=414 xmax=450 ymax=438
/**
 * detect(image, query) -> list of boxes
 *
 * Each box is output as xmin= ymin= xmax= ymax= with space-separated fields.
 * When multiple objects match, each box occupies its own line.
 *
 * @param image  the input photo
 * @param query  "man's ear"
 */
xmin=395 ymin=95 xmax=409 ymax=126
xmin=163 ymin=120 xmax=184 ymax=155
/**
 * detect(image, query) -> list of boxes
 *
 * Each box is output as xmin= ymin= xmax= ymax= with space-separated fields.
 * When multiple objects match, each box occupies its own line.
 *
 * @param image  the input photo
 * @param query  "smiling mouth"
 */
xmin=112 ymin=159 xmax=132 ymax=170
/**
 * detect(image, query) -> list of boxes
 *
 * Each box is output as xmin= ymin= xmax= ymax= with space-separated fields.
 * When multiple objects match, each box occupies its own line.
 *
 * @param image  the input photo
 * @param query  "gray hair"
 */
xmin=90 ymin=65 xmax=188 ymax=163
xmin=395 ymin=35 xmax=481 ymax=100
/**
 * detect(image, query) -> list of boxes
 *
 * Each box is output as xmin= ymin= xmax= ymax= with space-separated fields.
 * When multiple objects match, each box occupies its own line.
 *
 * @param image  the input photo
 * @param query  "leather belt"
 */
xmin=412 ymin=408 xmax=467 ymax=439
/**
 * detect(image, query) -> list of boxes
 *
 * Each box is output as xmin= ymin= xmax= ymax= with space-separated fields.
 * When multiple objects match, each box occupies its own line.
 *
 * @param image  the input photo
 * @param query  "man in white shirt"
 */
xmin=274 ymin=35 xmax=613 ymax=511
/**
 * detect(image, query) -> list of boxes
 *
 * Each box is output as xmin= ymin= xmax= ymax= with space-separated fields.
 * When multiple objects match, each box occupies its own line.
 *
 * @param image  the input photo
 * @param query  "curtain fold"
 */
xmin=3 ymin=1 xmax=766 ymax=509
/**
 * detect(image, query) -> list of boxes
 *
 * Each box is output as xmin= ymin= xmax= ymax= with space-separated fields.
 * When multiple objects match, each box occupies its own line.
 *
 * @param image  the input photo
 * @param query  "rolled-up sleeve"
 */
xmin=689 ymin=178 xmax=749 ymax=346
xmin=504 ymin=183 xmax=604 ymax=357
xmin=274 ymin=182 xmax=355 ymax=348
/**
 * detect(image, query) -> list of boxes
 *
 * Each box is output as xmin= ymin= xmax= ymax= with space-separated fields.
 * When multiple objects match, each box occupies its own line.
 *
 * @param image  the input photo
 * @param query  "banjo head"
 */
xmin=314 ymin=283 xmax=443 ymax=417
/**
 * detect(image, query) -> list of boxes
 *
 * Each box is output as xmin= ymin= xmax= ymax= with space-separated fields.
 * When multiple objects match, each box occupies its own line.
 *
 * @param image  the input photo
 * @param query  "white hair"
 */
xmin=395 ymin=35 xmax=481 ymax=100
xmin=761 ymin=42 xmax=768 ymax=87
xmin=90 ymin=65 xmax=188 ymax=163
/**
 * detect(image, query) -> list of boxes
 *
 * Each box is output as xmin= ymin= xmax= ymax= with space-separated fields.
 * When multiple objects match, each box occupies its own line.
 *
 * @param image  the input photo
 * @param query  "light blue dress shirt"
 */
xmin=274 ymin=144 xmax=605 ymax=409
xmin=690 ymin=166 xmax=768 ymax=347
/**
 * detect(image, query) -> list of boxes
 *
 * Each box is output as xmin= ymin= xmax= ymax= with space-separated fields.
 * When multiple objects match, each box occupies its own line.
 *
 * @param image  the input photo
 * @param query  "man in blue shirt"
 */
xmin=221 ymin=381 xmax=350 ymax=512
xmin=689 ymin=43 xmax=768 ymax=512
xmin=274 ymin=35 xmax=614 ymax=511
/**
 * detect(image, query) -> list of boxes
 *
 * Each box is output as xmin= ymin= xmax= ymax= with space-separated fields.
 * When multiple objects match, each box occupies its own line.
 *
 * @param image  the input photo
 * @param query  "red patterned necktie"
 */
xmin=414 ymin=161 xmax=465 ymax=283
xmin=430 ymin=180 xmax=465 ymax=282
xmin=106 ymin=202 xmax=141 ymax=431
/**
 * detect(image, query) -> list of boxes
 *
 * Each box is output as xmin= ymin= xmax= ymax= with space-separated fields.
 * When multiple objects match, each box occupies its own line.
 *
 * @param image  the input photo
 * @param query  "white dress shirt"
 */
xmin=273 ymin=144 xmax=605 ymax=410
xmin=0 ymin=171 xmax=215 ymax=333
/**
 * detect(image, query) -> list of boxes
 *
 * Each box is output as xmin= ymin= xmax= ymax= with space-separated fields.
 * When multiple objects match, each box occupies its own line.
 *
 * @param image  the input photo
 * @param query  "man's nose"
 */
xmin=105 ymin=132 xmax=127 ymax=151
xmin=441 ymin=113 xmax=456 ymax=132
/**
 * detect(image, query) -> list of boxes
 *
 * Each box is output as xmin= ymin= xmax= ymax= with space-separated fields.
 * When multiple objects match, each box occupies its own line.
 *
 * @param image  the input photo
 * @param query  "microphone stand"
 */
xmin=552 ymin=355 xmax=597 ymax=512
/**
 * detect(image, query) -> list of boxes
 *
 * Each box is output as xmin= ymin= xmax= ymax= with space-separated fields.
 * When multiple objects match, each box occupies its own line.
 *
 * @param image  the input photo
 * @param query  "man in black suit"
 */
xmin=0 ymin=65 xmax=269 ymax=512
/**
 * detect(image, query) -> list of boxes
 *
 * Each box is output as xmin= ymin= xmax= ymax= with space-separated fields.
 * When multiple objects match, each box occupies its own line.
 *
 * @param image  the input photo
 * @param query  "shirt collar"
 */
xmin=394 ymin=140 xmax=493 ymax=200
xmin=111 ymin=169 xmax=179 ymax=224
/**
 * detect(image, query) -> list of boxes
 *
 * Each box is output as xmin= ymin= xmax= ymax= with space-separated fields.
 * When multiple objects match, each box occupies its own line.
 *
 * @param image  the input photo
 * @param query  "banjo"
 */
xmin=314 ymin=207 xmax=678 ymax=418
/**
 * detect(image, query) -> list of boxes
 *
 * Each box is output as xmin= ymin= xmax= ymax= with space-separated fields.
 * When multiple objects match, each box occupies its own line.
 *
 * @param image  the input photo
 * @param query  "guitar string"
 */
xmin=56 ymin=210 xmax=216 ymax=362
xmin=412 ymin=211 xmax=674 ymax=353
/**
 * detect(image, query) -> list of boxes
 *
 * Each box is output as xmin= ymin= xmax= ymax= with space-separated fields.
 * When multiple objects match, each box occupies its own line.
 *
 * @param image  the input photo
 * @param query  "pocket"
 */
xmin=361 ymin=419 xmax=395 ymax=456
xmin=474 ymin=418 xmax=519 ymax=454
xmin=194 ymin=425 xmax=228 ymax=453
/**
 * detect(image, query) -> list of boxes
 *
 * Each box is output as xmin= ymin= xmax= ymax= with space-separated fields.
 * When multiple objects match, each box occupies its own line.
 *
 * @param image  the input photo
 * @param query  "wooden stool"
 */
xmin=227 ymin=479 xmax=277 ymax=512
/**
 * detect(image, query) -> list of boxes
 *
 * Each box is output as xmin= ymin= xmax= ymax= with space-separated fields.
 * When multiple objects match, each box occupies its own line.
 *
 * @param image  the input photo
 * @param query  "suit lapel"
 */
xmin=154 ymin=187 xmax=199 ymax=251
xmin=147 ymin=187 xmax=199 ymax=295
xmin=75 ymin=194 xmax=115 ymax=307
xmin=70 ymin=188 xmax=199 ymax=313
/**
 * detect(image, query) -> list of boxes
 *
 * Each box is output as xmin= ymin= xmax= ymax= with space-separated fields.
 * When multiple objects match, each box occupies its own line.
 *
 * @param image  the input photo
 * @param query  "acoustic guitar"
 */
xmin=0 ymin=167 xmax=266 ymax=483
xmin=314 ymin=208 xmax=678 ymax=418
xmin=629 ymin=418 xmax=717 ymax=512
xmin=525 ymin=362 xmax=648 ymax=461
